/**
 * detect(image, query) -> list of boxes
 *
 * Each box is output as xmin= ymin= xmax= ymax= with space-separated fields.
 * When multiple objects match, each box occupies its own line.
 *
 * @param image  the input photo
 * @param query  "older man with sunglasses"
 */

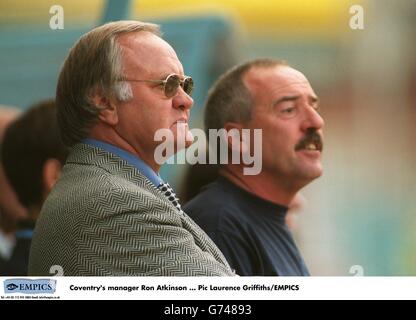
xmin=28 ymin=21 xmax=234 ymax=276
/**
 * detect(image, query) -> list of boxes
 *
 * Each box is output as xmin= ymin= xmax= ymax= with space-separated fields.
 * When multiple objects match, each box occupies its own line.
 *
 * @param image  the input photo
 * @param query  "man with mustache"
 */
xmin=28 ymin=21 xmax=234 ymax=276
xmin=184 ymin=58 xmax=324 ymax=276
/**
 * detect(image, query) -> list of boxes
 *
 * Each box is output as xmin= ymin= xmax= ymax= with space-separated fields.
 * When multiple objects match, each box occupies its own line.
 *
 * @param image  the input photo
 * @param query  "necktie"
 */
xmin=158 ymin=182 xmax=182 ymax=212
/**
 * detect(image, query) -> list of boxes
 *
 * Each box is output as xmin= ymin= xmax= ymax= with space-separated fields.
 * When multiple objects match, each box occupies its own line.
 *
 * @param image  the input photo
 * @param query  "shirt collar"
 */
xmin=83 ymin=138 xmax=163 ymax=187
xmin=217 ymin=175 xmax=288 ymax=223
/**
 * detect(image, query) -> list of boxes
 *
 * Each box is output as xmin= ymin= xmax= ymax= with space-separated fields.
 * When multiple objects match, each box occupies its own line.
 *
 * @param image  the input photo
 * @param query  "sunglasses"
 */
xmin=120 ymin=74 xmax=194 ymax=98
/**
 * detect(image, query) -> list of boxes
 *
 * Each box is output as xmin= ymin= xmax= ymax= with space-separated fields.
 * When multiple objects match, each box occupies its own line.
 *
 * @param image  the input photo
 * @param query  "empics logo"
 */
xmin=4 ymin=279 xmax=56 ymax=294
xmin=6 ymin=283 xmax=18 ymax=291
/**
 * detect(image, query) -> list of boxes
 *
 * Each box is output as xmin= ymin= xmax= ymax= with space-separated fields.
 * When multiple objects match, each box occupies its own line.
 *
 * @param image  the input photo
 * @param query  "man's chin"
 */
xmin=297 ymin=162 xmax=323 ymax=181
xmin=308 ymin=166 xmax=323 ymax=180
xmin=172 ymin=139 xmax=194 ymax=153
xmin=171 ymin=127 xmax=194 ymax=150
xmin=184 ymin=139 xmax=195 ymax=148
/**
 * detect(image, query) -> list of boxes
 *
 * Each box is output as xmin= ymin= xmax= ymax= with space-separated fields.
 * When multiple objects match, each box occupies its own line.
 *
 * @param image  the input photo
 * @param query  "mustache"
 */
xmin=295 ymin=129 xmax=323 ymax=151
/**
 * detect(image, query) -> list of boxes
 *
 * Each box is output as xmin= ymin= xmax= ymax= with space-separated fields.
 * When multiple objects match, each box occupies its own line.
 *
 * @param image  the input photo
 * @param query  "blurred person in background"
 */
xmin=29 ymin=21 xmax=234 ymax=276
xmin=1 ymin=100 xmax=68 ymax=275
xmin=0 ymin=106 xmax=28 ymax=274
xmin=185 ymin=58 xmax=324 ymax=276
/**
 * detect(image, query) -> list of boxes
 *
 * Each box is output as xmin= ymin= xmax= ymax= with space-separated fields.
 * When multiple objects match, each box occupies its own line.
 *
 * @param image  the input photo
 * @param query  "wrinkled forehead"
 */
xmin=244 ymin=65 xmax=313 ymax=96
xmin=117 ymin=32 xmax=184 ymax=78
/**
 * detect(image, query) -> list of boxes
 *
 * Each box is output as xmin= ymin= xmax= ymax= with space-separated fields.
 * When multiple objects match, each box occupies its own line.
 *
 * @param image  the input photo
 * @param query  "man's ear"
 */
xmin=223 ymin=122 xmax=248 ymax=154
xmin=91 ymin=93 xmax=118 ymax=126
xmin=42 ymin=159 xmax=62 ymax=197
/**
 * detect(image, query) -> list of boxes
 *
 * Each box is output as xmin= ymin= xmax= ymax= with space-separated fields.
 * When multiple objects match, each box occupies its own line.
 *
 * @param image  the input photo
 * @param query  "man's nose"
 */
xmin=301 ymin=106 xmax=324 ymax=132
xmin=172 ymin=88 xmax=193 ymax=111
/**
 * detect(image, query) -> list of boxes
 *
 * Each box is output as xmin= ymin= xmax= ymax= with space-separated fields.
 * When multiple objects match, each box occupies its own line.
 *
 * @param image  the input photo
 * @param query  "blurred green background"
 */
xmin=1 ymin=0 xmax=415 ymax=275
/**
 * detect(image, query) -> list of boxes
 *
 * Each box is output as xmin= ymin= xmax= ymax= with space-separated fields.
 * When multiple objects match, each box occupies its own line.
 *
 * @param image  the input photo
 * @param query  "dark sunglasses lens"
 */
xmin=165 ymin=75 xmax=181 ymax=98
xmin=183 ymin=77 xmax=194 ymax=96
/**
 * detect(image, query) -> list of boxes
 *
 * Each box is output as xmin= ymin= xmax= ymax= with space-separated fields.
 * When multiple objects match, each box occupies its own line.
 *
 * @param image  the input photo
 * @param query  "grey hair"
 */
xmin=204 ymin=58 xmax=288 ymax=132
xmin=56 ymin=20 xmax=161 ymax=146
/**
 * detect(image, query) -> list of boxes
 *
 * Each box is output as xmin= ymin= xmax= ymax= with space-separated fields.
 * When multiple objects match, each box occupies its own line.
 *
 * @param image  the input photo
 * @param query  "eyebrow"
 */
xmin=274 ymin=95 xmax=300 ymax=105
xmin=273 ymin=95 xmax=319 ymax=106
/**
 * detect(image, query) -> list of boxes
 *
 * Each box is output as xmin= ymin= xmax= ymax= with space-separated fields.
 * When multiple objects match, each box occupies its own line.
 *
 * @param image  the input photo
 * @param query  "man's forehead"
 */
xmin=245 ymin=65 xmax=313 ymax=95
xmin=247 ymin=65 xmax=308 ymax=84
xmin=118 ymin=31 xmax=168 ymax=51
xmin=117 ymin=32 xmax=182 ymax=76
